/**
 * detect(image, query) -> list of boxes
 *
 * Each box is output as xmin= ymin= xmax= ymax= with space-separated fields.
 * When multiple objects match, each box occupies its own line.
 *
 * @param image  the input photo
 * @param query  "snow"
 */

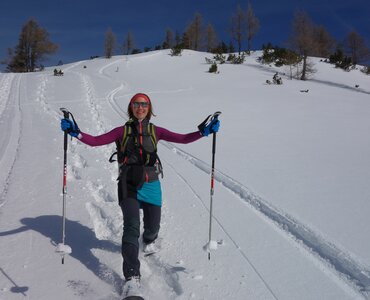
xmin=202 ymin=240 xmax=218 ymax=253
xmin=56 ymin=243 xmax=73 ymax=255
xmin=0 ymin=49 xmax=369 ymax=300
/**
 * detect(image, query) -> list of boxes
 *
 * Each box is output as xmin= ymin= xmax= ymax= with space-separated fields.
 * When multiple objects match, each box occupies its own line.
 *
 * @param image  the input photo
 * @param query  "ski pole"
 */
xmin=208 ymin=131 xmax=217 ymax=260
xmin=62 ymin=109 xmax=68 ymax=264
xmin=204 ymin=111 xmax=221 ymax=260
xmin=56 ymin=108 xmax=72 ymax=264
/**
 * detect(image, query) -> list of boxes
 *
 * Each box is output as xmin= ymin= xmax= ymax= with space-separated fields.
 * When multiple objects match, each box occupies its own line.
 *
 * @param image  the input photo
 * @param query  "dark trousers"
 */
xmin=118 ymin=181 xmax=161 ymax=279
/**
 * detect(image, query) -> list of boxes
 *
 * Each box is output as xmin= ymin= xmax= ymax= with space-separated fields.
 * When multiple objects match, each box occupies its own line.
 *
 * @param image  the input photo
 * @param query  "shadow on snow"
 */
xmin=0 ymin=215 xmax=123 ymax=294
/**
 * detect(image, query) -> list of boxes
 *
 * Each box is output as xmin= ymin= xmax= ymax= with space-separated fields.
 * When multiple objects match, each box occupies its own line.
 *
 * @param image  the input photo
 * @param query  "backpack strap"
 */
xmin=121 ymin=121 xmax=133 ymax=153
xmin=109 ymin=120 xmax=164 ymax=177
xmin=147 ymin=123 xmax=163 ymax=178
xmin=108 ymin=122 xmax=132 ymax=164
xmin=148 ymin=123 xmax=157 ymax=150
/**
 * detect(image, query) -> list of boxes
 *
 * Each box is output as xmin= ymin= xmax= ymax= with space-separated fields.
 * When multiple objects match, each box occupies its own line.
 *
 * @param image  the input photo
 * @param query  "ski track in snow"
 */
xmin=10 ymin=68 xmax=126 ymax=296
xmin=98 ymin=52 xmax=163 ymax=80
xmin=0 ymin=74 xmax=23 ymax=208
xmin=161 ymin=158 xmax=281 ymax=299
xmin=60 ymin=68 xmax=130 ymax=295
xmin=161 ymin=142 xmax=370 ymax=297
xmin=98 ymin=57 xmax=127 ymax=78
xmin=63 ymin=69 xmax=123 ymax=244
xmin=0 ymin=74 xmax=15 ymax=117
xmin=61 ymin=60 xmax=86 ymax=73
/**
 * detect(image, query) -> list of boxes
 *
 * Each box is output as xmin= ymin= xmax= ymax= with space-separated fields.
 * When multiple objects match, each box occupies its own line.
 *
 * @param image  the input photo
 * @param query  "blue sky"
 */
xmin=0 ymin=0 xmax=369 ymax=68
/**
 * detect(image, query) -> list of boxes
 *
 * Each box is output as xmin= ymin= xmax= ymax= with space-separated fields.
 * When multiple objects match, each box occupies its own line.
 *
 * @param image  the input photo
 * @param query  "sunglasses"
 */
xmin=132 ymin=101 xmax=149 ymax=108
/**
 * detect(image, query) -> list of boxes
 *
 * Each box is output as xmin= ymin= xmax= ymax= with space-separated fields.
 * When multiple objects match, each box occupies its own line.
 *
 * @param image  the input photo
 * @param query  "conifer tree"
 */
xmin=7 ymin=19 xmax=58 ymax=72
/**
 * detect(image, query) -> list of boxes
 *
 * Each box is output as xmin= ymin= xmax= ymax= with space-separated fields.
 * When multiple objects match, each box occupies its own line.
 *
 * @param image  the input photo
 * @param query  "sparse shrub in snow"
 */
xmin=329 ymin=49 xmax=353 ymax=71
xmin=205 ymin=53 xmax=226 ymax=65
xmin=260 ymin=44 xmax=301 ymax=67
xmin=170 ymin=46 xmax=183 ymax=56
xmin=273 ymin=72 xmax=283 ymax=84
xmin=361 ymin=66 xmax=370 ymax=75
xmin=227 ymin=54 xmax=236 ymax=62
xmin=214 ymin=53 xmax=226 ymax=64
xmin=210 ymin=41 xmax=228 ymax=54
xmin=204 ymin=52 xmax=245 ymax=74
xmin=260 ymin=44 xmax=306 ymax=80
xmin=227 ymin=53 xmax=245 ymax=64
xmin=206 ymin=52 xmax=245 ymax=66
xmin=208 ymin=63 xmax=218 ymax=73
xmin=131 ymin=49 xmax=141 ymax=54
xmin=205 ymin=57 xmax=214 ymax=64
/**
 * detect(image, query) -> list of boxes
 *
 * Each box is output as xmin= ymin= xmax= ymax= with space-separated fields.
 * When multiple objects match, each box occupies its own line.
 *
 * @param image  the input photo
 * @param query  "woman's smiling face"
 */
xmin=131 ymin=96 xmax=150 ymax=121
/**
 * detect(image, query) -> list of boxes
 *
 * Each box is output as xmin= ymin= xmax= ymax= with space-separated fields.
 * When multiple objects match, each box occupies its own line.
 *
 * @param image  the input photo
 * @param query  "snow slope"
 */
xmin=0 ymin=50 xmax=369 ymax=300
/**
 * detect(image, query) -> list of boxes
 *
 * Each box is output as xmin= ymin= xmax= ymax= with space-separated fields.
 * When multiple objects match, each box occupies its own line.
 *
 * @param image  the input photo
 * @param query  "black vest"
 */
xmin=120 ymin=118 xmax=157 ymax=166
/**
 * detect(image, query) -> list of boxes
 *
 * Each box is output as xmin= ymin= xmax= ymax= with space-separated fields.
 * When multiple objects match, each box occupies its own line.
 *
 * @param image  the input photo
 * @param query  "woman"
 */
xmin=61 ymin=93 xmax=220 ymax=298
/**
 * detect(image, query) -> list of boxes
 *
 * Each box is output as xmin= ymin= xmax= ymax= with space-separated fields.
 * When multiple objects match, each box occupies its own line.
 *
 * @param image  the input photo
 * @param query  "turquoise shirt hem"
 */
xmin=137 ymin=180 xmax=162 ymax=206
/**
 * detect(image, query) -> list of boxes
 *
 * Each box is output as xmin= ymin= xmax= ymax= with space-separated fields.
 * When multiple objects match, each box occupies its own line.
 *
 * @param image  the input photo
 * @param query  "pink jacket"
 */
xmin=78 ymin=125 xmax=202 ymax=146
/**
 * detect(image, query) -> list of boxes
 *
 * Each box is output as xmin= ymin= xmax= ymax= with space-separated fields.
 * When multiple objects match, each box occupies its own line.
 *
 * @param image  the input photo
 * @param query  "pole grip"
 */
xmin=62 ymin=110 xmax=69 ymax=151
xmin=62 ymin=110 xmax=70 ymax=119
xmin=211 ymin=132 xmax=216 ymax=179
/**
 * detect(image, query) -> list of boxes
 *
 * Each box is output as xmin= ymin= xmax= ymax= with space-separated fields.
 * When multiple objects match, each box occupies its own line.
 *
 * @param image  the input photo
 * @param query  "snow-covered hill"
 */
xmin=0 ymin=50 xmax=369 ymax=300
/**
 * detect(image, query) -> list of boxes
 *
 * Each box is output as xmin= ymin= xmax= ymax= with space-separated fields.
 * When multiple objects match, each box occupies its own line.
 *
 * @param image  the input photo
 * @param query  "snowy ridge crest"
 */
xmin=163 ymin=141 xmax=370 ymax=296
